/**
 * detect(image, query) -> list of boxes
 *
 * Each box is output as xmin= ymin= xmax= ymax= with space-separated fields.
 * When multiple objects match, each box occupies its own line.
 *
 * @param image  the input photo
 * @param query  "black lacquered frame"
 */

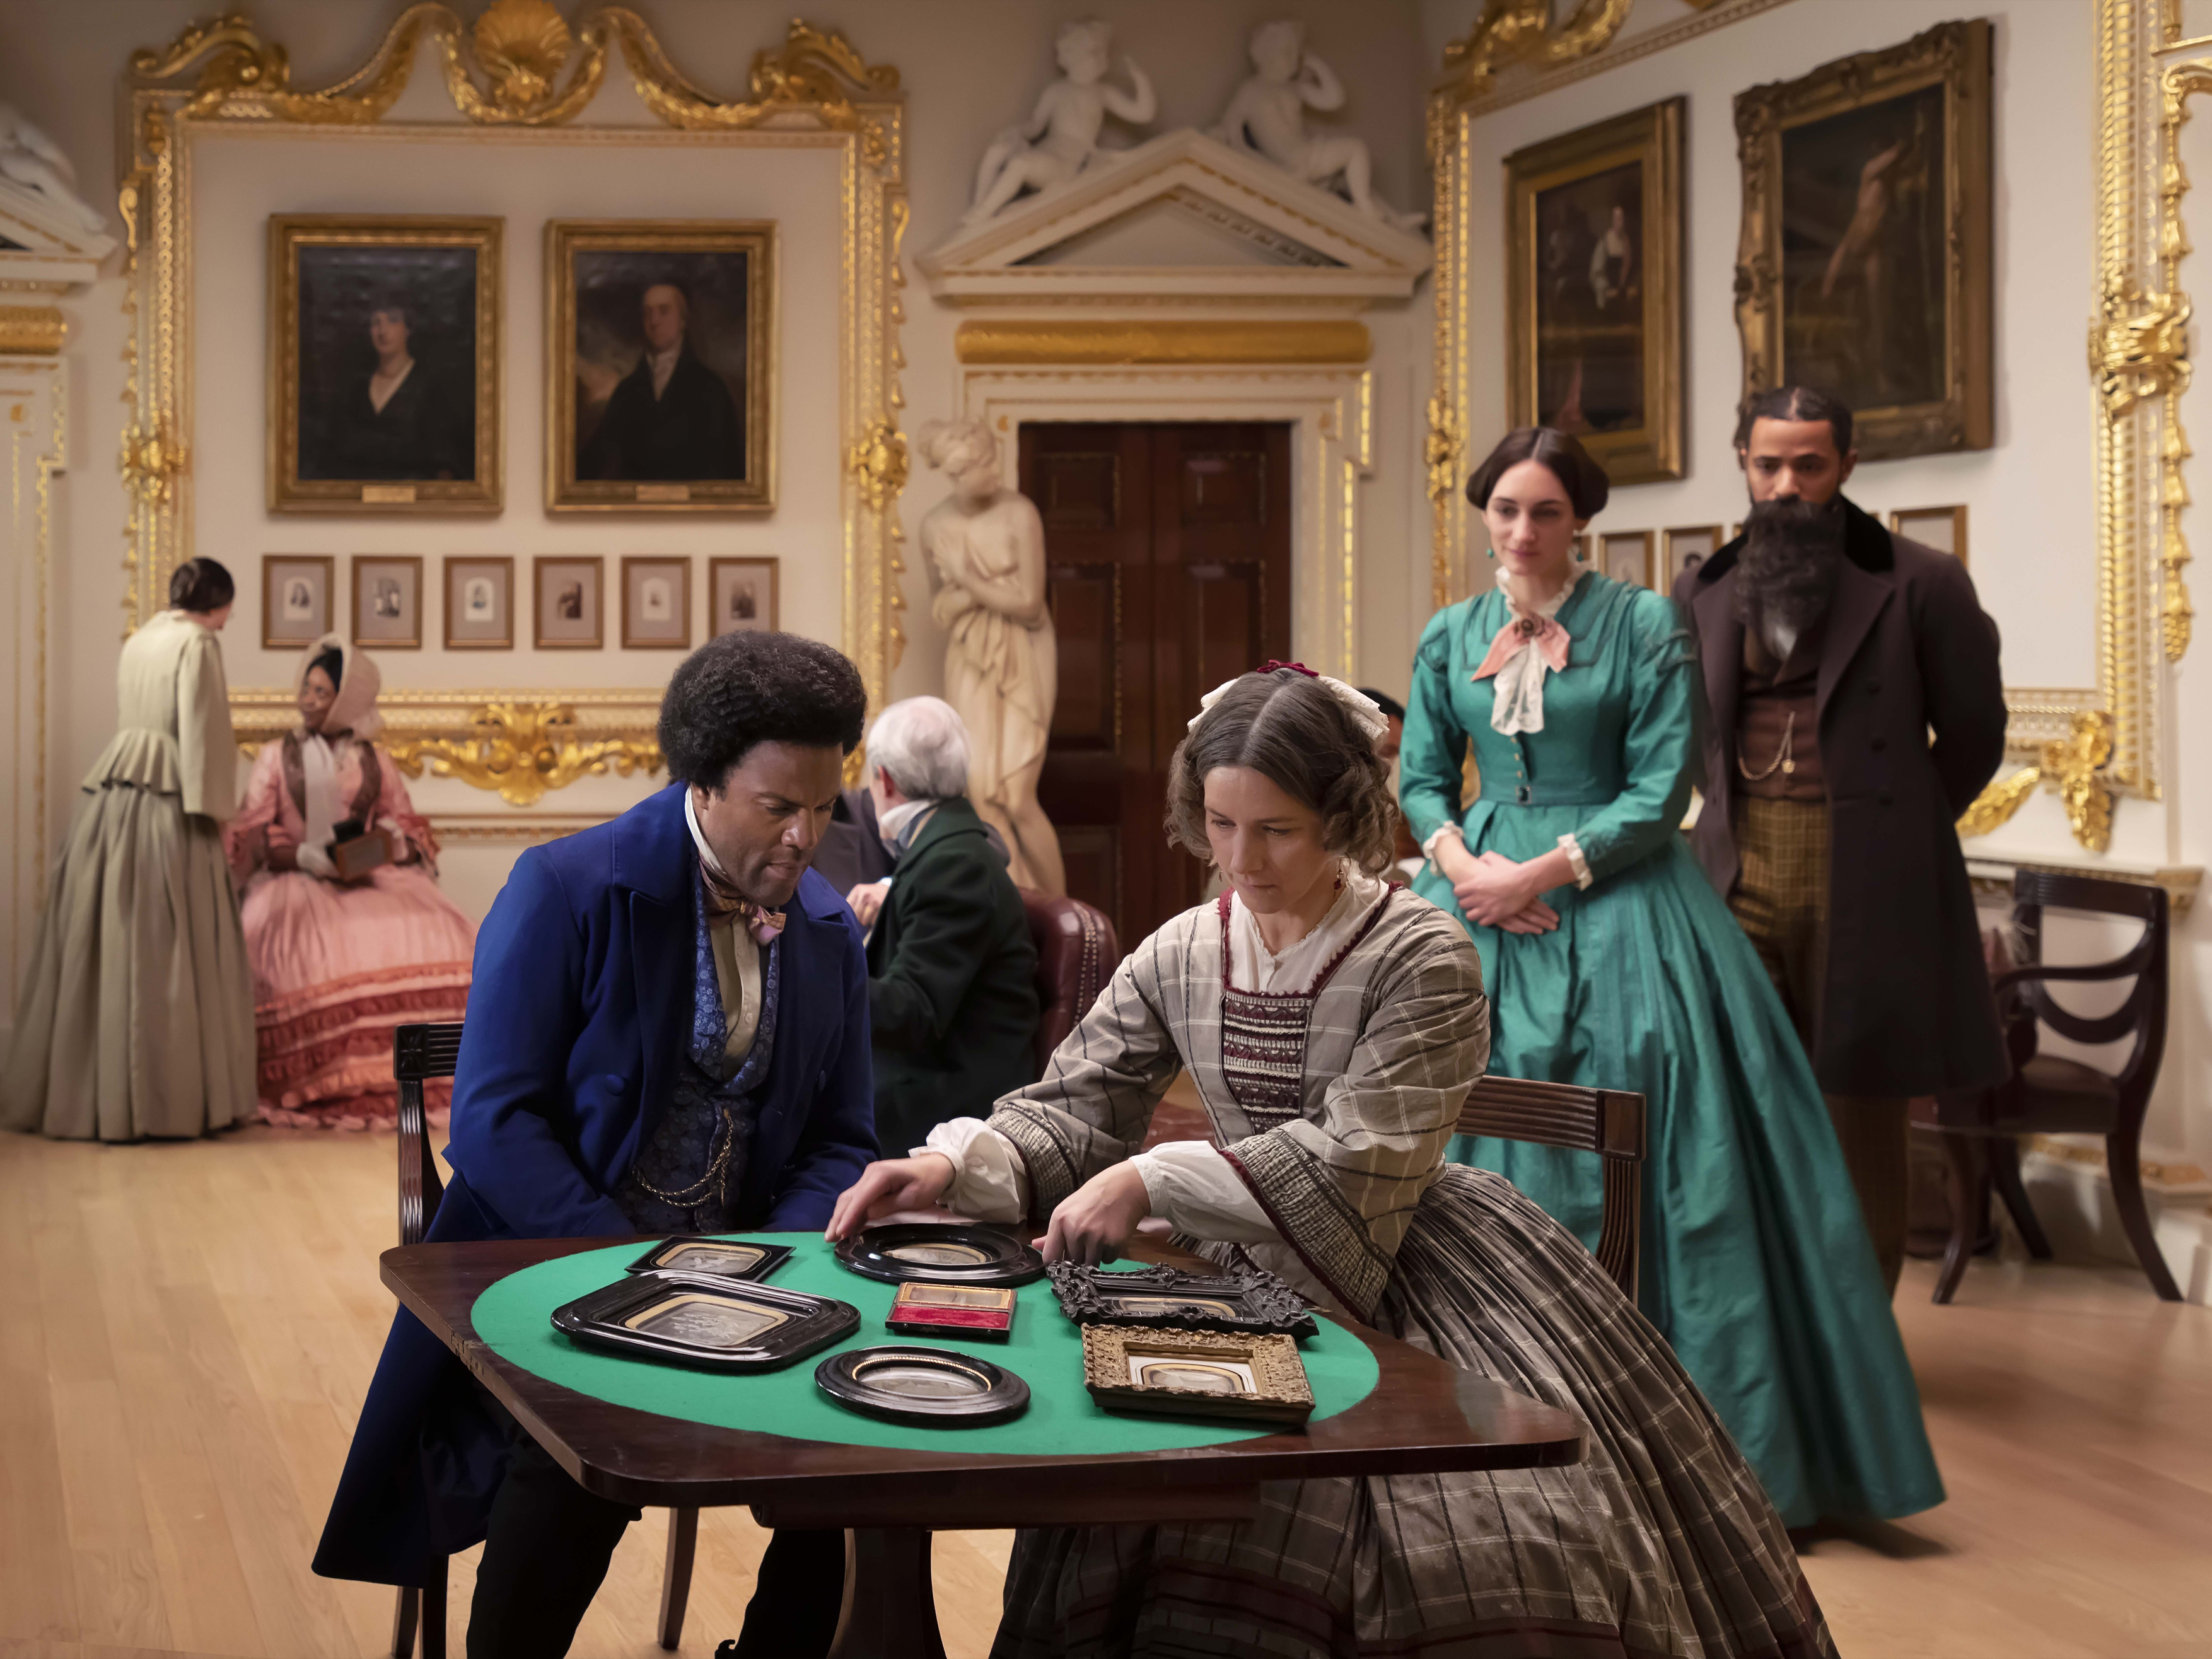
xmin=834 ymin=1223 xmax=1045 ymax=1287
xmin=624 ymin=1237 xmax=795 ymax=1282
xmin=552 ymin=1272 xmax=859 ymax=1371
xmin=815 ymin=1344 xmax=1032 ymax=1427
xmin=1046 ymin=1262 xmax=1318 ymax=1338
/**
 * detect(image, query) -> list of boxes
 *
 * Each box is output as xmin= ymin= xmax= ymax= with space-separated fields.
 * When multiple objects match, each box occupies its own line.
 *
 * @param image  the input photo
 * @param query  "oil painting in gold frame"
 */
xmin=1505 ymin=98 xmax=1683 ymax=486
xmin=1733 ymin=21 xmax=1993 ymax=462
xmin=547 ymin=219 xmax=777 ymax=514
xmin=267 ymin=214 xmax=503 ymax=514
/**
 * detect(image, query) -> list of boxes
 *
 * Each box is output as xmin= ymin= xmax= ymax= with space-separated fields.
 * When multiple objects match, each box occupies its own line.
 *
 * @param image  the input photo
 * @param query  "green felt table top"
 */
xmin=471 ymin=1234 xmax=1380 ymax=1457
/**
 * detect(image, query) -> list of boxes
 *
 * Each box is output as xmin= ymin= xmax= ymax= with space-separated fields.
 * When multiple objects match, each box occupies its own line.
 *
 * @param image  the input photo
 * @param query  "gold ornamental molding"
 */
xmin=1440 ymin=0 xmax=1636 ymax=98
xmin=1954 ymin=710 xmax=2120 ymax=853
xmin=955 ymin=320 xmax=1371 ymax=368
xmin=115 ymin=4 xmax=909 ymax=713
xmin=0 ymin=305 xmax=66 ymax=355
xmin=230 ymin=688 xmax=663 ymax=808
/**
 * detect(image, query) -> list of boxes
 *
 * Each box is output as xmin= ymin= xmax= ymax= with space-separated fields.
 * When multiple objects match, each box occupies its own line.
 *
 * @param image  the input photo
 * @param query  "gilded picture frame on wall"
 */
xmin=262 ymin=554 xmax=335 ymax=649
xmin=1733 ymin=20 xmax=1993 ymax=462
xmin=267 ymin=214 xmax=503 ymax=514
xmin=547 ymin=219 xmax=777 ymax=515
xmin=1505 ymin=98 xmax=1684 ymax=486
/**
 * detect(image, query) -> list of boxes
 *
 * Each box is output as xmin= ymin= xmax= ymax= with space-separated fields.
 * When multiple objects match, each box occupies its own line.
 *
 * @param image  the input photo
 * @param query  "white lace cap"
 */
xmin=1187 ymin=670 xmax=1389 ymax=742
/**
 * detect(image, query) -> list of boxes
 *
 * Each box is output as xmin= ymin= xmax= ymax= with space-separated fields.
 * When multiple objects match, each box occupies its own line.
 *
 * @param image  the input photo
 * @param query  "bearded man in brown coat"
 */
xmin=1674 ymin=385 xmax=2009 ymax=1292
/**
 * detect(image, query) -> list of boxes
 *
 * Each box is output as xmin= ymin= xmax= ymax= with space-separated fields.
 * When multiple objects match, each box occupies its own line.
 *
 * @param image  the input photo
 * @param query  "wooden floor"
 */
xmin=2 ymin=1126 xmax=2206 ymax=1659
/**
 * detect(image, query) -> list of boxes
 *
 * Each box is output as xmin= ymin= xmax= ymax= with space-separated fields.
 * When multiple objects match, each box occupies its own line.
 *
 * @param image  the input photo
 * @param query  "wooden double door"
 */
xmin=1023 ymin=422 xmax=1292 ymax=949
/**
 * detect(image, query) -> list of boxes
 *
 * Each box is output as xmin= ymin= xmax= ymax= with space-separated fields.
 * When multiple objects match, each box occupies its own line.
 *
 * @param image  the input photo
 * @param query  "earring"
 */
xmin=1485 ymin=545 xmax=1496 ymax=560
xmin=1573 ymin=540 xmax=1588 ymax=563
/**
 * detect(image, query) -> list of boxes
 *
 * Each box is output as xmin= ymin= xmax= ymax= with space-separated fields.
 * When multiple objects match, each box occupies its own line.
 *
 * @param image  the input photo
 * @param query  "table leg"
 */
xmin=825 ymin=1528 xmax=947 ymax=1659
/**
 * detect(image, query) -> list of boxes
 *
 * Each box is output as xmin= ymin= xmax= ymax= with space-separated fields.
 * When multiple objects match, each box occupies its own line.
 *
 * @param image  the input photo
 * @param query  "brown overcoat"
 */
xmin=1674 ymin=497 xmax=2008 ymax=1096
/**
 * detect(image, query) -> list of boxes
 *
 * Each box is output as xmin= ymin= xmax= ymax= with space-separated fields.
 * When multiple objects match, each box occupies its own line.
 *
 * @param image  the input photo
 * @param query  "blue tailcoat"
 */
xmin=312 ymin=784 xmax=876 ymax=1586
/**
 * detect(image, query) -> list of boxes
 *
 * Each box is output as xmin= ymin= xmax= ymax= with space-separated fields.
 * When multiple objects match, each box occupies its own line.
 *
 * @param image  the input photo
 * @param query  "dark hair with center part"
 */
xmin=658 ymin=630 xmax=867 ymax=791
xmin=169 ymin=557 xmax=236 ymax=614
xmin=1733 ymin=384 xmax=1854 ymax=455
xmin=1164 ymin=669 xmax=1397 ymax=876
xmin=1464 ymin=426 xmax=1610 ymax=520
xmin=307 ymin=646 xmax=344 ymax=691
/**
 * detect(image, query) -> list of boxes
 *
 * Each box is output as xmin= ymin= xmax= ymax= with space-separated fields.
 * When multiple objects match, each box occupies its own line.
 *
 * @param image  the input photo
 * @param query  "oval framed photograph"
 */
xmin=815 ymin=1344 xmax=1032 ymax=1427
xmin=834 ymin=1224 xmax=1045 ymax=1288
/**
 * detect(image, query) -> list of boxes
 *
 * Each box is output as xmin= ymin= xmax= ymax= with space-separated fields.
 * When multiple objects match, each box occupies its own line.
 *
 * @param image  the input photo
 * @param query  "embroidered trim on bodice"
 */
xmin=1215 ymin=888 xmax=1397 ymax=1133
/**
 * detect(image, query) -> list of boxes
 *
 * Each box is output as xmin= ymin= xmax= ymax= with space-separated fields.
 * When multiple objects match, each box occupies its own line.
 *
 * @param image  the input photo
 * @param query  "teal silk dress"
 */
xmin=1399 ymin=571 xmax=1943 ymax=1527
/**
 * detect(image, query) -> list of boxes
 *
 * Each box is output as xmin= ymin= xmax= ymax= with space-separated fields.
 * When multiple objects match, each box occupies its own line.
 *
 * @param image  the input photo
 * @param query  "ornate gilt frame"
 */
xmin=1505 ymin=98 xmax=1683 ymax=486
xmin=117 ymin=3 xmax=911 ymax=748
xmin=1732 ymin=21 xmax=1994 ymax=463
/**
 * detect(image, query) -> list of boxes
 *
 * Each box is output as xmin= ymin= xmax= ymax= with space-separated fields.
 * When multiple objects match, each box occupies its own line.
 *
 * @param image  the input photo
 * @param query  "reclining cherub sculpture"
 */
xmin=964 ymin=20 xmax=1157 ymax=224
xmin=1212 ymin=21 xmax=1426 ymax=231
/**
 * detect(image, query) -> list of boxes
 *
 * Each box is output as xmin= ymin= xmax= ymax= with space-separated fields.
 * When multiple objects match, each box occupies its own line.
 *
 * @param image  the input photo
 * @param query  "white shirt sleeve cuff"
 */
xmin=1421 ymin=823 xmax=1467 ymax=863
xmin=1556 ymin=832 xmax=1594 ymax=890
xmin=916 ymin=1118 xmax=1028 ymax=1223
xmin=1129 ymin=1141 xmax=1278 ymax=1244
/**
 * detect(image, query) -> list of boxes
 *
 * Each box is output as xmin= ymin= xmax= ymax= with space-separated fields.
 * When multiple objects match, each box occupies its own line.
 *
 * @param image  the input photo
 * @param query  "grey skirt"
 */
xmin=992 ymin=1165 xmax=1837 ymax=1659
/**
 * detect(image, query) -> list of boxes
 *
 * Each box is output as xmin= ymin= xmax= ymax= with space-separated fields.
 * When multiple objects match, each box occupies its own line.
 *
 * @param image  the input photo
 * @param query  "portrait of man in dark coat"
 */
xmin=578 ymin=281 xmax=744 ymax=482
xmin=1675 ymin=383 xmax=2008 ymax=1294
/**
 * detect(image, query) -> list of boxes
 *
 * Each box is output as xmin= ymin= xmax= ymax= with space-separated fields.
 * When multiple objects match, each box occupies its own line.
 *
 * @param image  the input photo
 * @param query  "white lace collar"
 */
xmin=1226 ymin=864 xmax=1390 ymax=994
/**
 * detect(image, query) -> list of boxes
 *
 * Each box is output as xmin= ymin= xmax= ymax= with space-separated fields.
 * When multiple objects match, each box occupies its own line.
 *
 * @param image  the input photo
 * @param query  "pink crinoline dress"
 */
xmin=225 ymin=731 xmax=473 ymax=1127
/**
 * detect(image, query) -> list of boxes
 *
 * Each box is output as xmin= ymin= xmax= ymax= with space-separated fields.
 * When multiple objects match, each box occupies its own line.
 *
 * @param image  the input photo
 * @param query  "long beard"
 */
xmin=1736 ymin=498 xmax=1845 ymax=643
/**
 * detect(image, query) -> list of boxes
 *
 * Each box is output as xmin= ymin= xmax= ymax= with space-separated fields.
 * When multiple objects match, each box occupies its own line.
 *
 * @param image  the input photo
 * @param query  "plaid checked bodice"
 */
xmin=1215 ymin=892 xmax=1394 ymax=1133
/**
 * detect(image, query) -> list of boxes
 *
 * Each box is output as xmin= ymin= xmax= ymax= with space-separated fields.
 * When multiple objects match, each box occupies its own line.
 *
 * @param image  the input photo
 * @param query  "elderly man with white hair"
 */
xmin=847 ymin=696 xmax=1040 ymax=1155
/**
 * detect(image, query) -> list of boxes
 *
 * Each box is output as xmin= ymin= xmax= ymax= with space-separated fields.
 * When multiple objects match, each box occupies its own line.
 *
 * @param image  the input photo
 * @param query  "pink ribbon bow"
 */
xmin=1471 ymin=612 xmax=1571 ymax=682
xmin=699 ymin=858 xmax=788 ymax=945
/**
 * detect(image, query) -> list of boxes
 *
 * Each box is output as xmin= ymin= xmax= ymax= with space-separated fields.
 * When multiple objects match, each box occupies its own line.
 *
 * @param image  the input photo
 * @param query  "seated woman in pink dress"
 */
xmin=224 ymin=636 xmax=474 ymax=1127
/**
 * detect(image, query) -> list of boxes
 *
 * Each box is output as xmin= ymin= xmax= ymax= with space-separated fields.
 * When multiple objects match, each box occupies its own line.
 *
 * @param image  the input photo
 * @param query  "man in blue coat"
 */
xmin=313 ymin=631 xmax=876 ymax=1657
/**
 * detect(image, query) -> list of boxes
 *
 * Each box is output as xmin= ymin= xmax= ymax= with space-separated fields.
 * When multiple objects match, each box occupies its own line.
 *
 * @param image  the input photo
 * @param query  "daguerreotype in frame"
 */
xmin=1734 ymin=21 xmax=1993 ymax=460
xmin=547 ymin=220 xmax=775 ymax=513
xmin=269 ymin=215 xmax=502 ymax=513
xmin=1506 ymin=99 xmax=1683 ymax=486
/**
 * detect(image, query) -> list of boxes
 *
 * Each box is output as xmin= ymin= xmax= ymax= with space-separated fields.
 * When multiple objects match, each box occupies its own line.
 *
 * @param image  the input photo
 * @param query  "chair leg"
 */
xmin=659 ymin=1506 xmax=699 ymax=1651
xmin=421 ymin=1566 xmax=447 ymax=1659
xmin=2107 ymin=1133 xmax=2185 ymax=1301
xmin=1933 ymin=1133 xmax=1988 ymax=1305
xmin=390 ymin=1586 xmax=419 ymax=1659
xmin=1988 ymin=1136 xmax=2052 ymax=1260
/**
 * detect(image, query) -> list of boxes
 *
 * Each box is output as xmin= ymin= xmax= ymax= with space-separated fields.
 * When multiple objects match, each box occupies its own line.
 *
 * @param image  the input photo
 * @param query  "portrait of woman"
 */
xmin=312 ymin=300 xmax=469 ymax=484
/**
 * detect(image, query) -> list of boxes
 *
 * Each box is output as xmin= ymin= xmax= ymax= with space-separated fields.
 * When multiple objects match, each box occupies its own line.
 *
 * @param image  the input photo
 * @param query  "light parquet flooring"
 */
xmin=2 ymin=1125 xmax=2206 ymax=1659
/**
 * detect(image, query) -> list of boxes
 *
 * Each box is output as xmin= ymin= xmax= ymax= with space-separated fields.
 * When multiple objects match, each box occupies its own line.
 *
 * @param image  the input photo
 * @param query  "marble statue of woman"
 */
xmin=963 ymin=20 xmax=1156 ymax=225
xmin=916 ymin=418 xmax=1066 ymax=897
xmin=1211 ymin=21 xmax=1425 ymax=231
xmin=0 ymin=101 xmax=107 ymax=235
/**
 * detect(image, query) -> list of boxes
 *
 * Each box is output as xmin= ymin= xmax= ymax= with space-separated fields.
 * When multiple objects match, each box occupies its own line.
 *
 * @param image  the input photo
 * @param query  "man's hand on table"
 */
xmin=825 ymin=1153 xmax=957 ymax=1241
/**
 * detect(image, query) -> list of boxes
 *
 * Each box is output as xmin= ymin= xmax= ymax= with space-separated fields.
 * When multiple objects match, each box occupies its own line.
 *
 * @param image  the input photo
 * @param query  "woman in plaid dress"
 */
xmin=1399 ymin=427 xmax=1942 ymax=1530
xmin=829 ymin=666 xmax=1838 ymax=1659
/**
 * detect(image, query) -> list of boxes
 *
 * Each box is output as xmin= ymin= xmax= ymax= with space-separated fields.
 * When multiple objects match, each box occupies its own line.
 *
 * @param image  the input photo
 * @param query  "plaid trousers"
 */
xmin=1729 ymin=796 xmax=1909 ymax=1295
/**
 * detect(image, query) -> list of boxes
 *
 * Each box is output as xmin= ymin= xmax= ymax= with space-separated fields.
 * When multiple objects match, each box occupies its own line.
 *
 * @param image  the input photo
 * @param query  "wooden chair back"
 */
xmin=1457 ymin=1074 xmax=1644 ymax=1298
xmin=2001 ymin=872 xmax=2170 ymax=1115
xmin=392 ymin=1023 xmax=464 ymax=1247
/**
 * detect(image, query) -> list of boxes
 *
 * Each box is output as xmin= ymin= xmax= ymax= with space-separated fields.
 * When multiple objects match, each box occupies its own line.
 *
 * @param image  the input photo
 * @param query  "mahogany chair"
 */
xmin=388 ymin=1023 xmax=701 ymax=1658
xmin=1918 ymin=873 xmax=2179 ymax=1304
xmin=1457 ymin=1076 xmax=1646 ymax=1298
xmin=1019 ymin=888 xmax=1122 ymax=1076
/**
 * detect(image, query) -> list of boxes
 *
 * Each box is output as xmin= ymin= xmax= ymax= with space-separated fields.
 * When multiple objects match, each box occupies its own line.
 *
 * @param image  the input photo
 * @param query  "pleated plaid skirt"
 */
xmin=992 ymin=1166 xmax=1837 ymax=1659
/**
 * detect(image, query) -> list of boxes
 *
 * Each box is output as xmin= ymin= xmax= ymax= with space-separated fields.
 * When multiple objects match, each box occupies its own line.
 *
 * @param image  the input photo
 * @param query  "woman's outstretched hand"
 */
xmin=825 ymin=1153 xmax=957 ymax=1242
xmin=1034 ymin=1161 xmax=1152 ymax=1266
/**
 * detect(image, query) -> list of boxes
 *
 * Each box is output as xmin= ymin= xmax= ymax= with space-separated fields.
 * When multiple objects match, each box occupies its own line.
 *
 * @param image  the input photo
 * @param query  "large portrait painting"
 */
xmin=1733 ymin=21 xmax=1992 ymax=460
xmin=268 ymin=214 xmax=501 ymax=513
xmin=1506 ymin=98 xmax=1683 ymax=486
xmin=547 ymin=220 xmax=775 ymax=513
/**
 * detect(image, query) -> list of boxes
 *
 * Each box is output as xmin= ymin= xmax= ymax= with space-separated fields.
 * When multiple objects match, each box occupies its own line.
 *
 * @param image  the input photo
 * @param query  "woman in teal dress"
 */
xmin=1399 ymin=426 xmax=1943 ymax=1528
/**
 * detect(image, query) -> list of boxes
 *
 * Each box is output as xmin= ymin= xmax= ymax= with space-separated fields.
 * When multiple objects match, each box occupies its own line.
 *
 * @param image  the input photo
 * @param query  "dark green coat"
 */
xmin=866 ymin=797 xmax=1039 ymax=1155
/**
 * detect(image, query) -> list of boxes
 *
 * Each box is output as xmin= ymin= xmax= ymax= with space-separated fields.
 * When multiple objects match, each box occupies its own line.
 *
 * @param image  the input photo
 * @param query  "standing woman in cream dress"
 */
xmin=4 ymin=557 xmax=257 ymax=1139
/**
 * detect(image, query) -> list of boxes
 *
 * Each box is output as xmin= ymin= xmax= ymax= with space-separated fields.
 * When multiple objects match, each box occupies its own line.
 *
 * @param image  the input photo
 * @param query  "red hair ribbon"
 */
xmin=1256 ymin=660 xmax=1318 ymax=678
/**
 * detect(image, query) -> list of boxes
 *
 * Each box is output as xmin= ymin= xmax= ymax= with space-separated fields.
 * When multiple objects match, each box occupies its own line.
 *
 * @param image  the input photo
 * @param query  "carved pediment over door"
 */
xmin=919 ymin=129 xmax=1433 ymax=310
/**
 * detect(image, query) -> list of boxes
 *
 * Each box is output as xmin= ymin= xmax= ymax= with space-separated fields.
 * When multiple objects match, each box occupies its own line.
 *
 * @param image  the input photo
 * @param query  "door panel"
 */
xmin=1025 ymin=422 xmax=1291 ymax=948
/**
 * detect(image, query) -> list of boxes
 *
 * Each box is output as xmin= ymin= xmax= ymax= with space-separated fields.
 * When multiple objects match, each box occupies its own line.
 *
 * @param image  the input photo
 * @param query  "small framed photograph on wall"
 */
xmin=1600 ymin=530 xmax=1654 ymax=590
xmin=262 ymin=554 xmax=334 ymax=649
xmin=1890 ymin=505 xmax=1967 ymax=564
xmin=352 ymin=554 xmax=423 ymax=649
xmin=1662 ymin=524 xmax=1722 ymax=590
xmin=445 ymin=556 xmax=514 ymax=649
xmin=534 ymin=556 xmax=604 ymax=649
xmin=710 ymin=557 xmax=778 ymax=636
xmin=621 ymin=556 xmax=692 ymax=649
